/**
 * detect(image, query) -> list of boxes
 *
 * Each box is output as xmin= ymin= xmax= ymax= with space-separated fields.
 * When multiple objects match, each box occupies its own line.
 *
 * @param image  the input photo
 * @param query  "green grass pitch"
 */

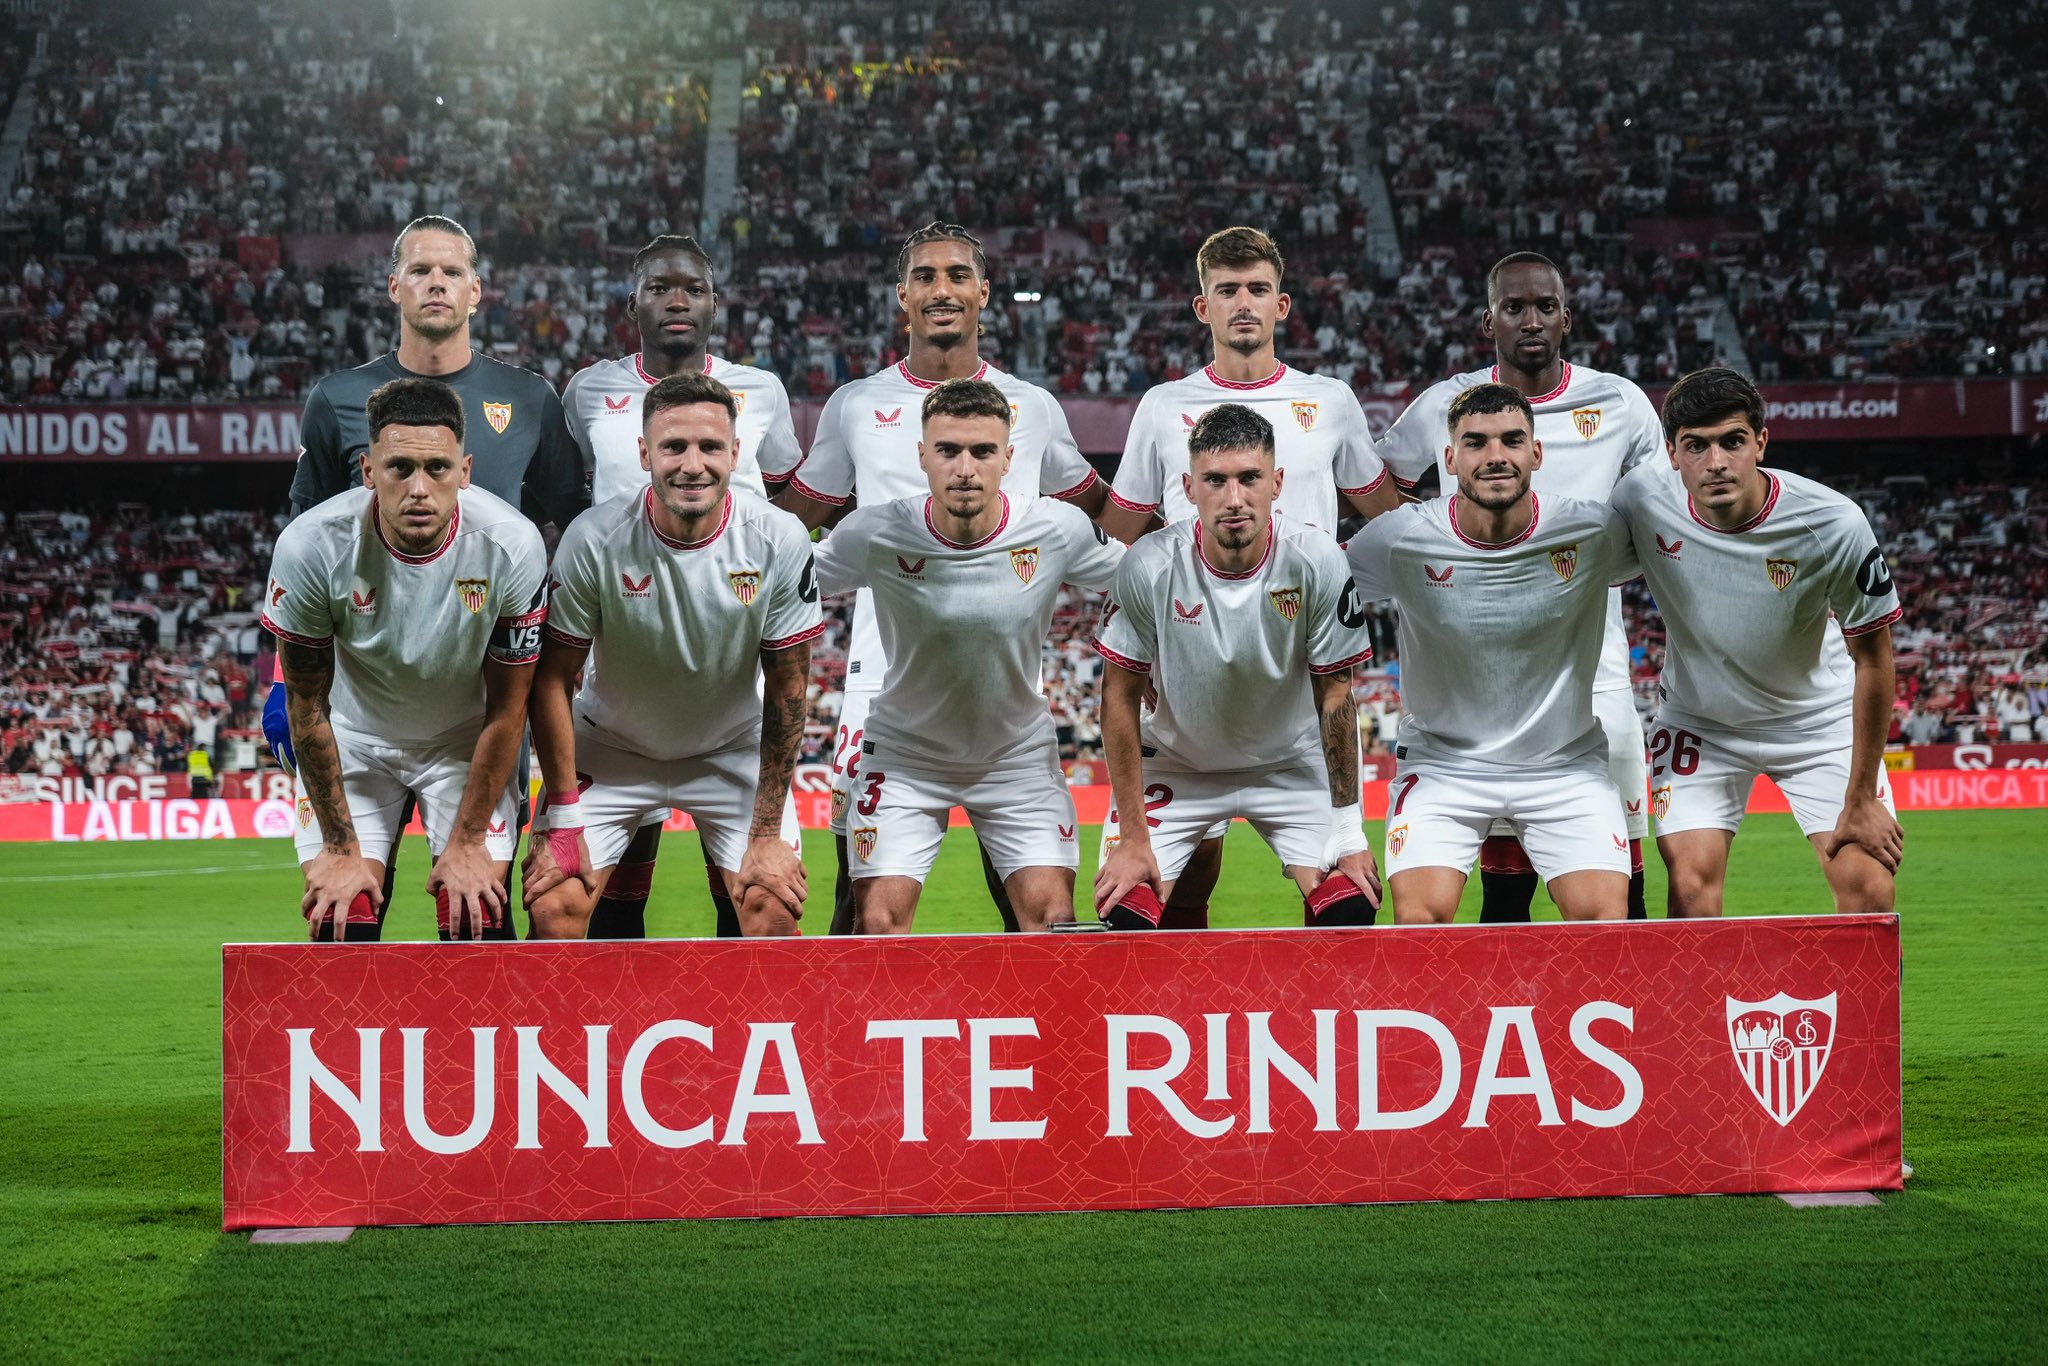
xmin=2 ymin=812 xmax=2044 ymax=1364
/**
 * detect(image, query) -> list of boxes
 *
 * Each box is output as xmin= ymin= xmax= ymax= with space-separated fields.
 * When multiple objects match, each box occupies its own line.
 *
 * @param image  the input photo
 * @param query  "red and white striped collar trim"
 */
xmin=1194 ymin=519 xmax=1275 ymax=579
xmin=1449 ymin=493 xmax=1540 ymax=550
xmin=1488 ymin=360 xmax=1573 ymax=406
xmin=1203 ymin=361 xmax=1287 ymax=391
xmin=644 ymin=487 xmax=732 ymax=550
xmin=923 ymin=492 xmax=1010 ymax=549
xmin=631 ymin=352 xmax=716 ymax=384
xmin=373 ymin=495 xmax=460 ymax=566
xmin=1688 ymin=471 xmax=1781 ymax=534
xmin=898 ymin=359 xmax=989 ymax=390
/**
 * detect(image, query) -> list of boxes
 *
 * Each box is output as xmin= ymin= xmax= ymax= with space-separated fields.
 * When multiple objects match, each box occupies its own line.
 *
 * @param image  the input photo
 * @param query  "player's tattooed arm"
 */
xmin=1313 ymin=670 xmax=1362 ymax=807
xmin=278 ymin=639 xmax=354 ymax=854
xmin=751 ymin=643 xmax=811 ymax=839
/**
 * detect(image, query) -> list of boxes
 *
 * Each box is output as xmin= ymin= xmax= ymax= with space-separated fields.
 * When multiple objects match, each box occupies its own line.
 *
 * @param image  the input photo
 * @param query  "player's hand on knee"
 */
xmin=1092 ymin=838 xmax=1163 ymax=921
xmin=1332 ymin=849 xmax=1383 ymax=908
xmin=428 ymin=840 xmax=505 ymax=940
xmin=522 ymin=824 xmax=592 ymax=907
xmin=1820 ymin=796 xmax=1904 ymax=873
xmin=732 ymin=834 xmax=808 ymax=917
xmin=301 ymin=852 xmax=381 ymax=942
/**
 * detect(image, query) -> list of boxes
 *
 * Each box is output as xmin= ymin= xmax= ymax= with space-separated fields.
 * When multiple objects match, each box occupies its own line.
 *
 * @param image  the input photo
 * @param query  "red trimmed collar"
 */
xmin=898 ymin=359 xmax=989 ymax=390
xmin=923 ymin=492 xmax=1010 ymax=549
xmin=1194 ymin=519 xmax=1275 ymax=579
xmin=644 ymin=487 xmax=732 ymax=550
xmin=1449 ymin=493 xmax=1540 ymax=550
xmin=1488 ymin=360 xmax=1573 ymax=405
xmin=632 ymin=352 xmax=715 ymax=385
xmin=1203 ymin=361 xmax=1287 ymax=391
xmin=373 ymin=497 xmax=460 ymax=566
xmin=1687 ymin=471 xmax=1781 ymax=534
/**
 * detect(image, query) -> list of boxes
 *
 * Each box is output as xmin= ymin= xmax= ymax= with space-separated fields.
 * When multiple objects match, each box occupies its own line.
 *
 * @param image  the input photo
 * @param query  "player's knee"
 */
xmin=528 ymin=885 xmax=595 ymax=940
xmin=1829 ymin=861 xmax=1895 ymax=916
xmin=737 ymin=884 xmax=801 ymax=937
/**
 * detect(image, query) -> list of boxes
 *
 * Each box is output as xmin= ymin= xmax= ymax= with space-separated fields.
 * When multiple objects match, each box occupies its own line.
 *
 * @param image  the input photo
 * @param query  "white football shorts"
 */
xmin=1108 ymin=761 xmax=1331 ymax=884
xmin=1384 ymin=756 xmax=1631 ymax=880
xmin=533 ymin=731 xmax=801 ymax=875
xmin=846 ymin=741 xmax=1079 ymax=883
xmin=1647 ymin=706 xmax=1894 ymax=839
xmin=1485 ymin=687 xmax=1648 ymax=843
xmin=292 ymin=727 xmax=519 ymax=865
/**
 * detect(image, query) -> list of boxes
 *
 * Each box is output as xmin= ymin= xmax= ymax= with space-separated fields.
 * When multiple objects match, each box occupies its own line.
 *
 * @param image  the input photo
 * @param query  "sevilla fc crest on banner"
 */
xmin=455 ymin=578 xmax=490 ymax=614
xmin=1009 ymin=546 xmax=1040 ymax=585
xmin=727 ymin=571 xmax=761 ymax=606
xmin=1726 ymin=991 xmax=1837 ymax=1125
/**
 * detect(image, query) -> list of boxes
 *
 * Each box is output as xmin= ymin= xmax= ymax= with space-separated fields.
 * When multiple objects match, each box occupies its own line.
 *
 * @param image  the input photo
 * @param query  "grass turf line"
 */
xmin=0 ymin=813 xmax=2042 ymax=1363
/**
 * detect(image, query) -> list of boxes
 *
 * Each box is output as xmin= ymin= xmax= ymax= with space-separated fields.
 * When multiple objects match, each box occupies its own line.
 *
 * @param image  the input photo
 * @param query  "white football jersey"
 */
xmin=262 ymin=486 xmax=548 ymax=748
xmin=1109 ymin=363 xmax=1388 ymax=534
xmin=790 ymin=360 xmax=1102 ymax=695
xmin=1378 ymin=362 xmax=1662 ymax=693
xmin=545 ymin=488 xmax=822 ymax=762
xmin=1095 ymin=514 xmax=1372 ymax=772
xmin=561 ymin=353 xmax=802 ymax=506
xmin=1613 ymin=466 xmax=1901 ymax=732
xmin=813 ymin=493 xmax=1124 ymax=768
xmin=1346 ymin=493 xmax=1638 ymax=774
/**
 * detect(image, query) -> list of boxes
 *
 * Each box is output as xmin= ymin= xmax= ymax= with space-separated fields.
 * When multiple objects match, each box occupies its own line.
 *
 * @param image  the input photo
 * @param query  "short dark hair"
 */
xmin=920 ymin=377 xmax=1012 ymax=429
xmin=366 ymin=377 xmax=464 ymax=444
xmin=390 ymin=215 xmax=478 ymax=273
xmin=897 ymin=222 xmax=988 ymax=282
xmin=1196 ymin=226 xmax=1285 ymax=291
xmin=643 ymin=371 xmax=737 ymax=432
xmin=1446 ymin=382 xmax=1535 ymax=436
xmin=1661 ymin=366 xmax=1766 ymax=442
xmin=1486 ymin=250 xmax=1563 ymax=305
xmin=633 ymin=234 xmax=715 ymax=284
xmin=1186 ymin=403 xmax=1275 ymax=463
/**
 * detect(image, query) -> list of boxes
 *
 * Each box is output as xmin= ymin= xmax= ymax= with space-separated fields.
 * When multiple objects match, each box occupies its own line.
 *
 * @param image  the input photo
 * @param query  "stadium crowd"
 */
xmin=4 ymin=0 xmax=2046 ymax=403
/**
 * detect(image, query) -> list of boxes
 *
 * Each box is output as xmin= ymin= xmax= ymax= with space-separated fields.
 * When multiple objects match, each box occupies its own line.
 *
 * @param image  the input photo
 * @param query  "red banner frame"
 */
xmin=223 ymin=916 xmax=1901 ymax=1229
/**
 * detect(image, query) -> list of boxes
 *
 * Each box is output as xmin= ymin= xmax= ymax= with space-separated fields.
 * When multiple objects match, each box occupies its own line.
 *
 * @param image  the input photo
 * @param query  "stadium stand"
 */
xmin=2 ymin=1 xmax=2044 ymax=778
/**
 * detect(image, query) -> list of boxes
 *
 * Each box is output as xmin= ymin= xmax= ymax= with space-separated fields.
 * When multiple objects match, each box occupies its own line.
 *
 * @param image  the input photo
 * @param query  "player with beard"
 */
xmin=559 ymin=235 xmax=805 ymax=939
xmin=779 ymin=223 xmax=1108 ymax=935
xmin=270 ymin=216 xmax=588 ymax=930
xmin=1348 ymin=384 xmax=1637 ymax=924
xmin=1093 ymin=404 xmax=1382 ymax=930
xmin=811 ymin=379 xmax=1123 ymax=932
xmin=1097 ymin=226 xmax=1398 ymax=930
xmin=1378 ymin=252 xmax=1661 ymax=922
xmin=263 ymin=378 xmax=547 ymax=942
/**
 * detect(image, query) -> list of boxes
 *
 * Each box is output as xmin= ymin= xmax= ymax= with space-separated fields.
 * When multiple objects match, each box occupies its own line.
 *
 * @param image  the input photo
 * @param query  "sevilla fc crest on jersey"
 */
xmin=1269 ymin=587 xmax=1303 ymax=621
xmin=1766 ymin=558 xmax=1799 ymax=591
xmin=1572 ymin=407 xmax=1603 ymax=440
xmin=1650 ymin=782 xmax=1672 ymax=819
xmin=1290 ymin=400 xmax=1319 ymax=433
xmin=1388 ymin=823 xmax=1408 ymax=856
xmin=853 ymin=826 xmax=878 ymax=863
xmin=483 ymin=402 xmax=512 ymax=435
xmin=1009 ymin=546 xmax=1040 ymax=585
xmin=728 ymin=570 xmax=762 ymax=606
xmin=455 ymin=578 xmax=490 ymax=614
xmin=1548 ymin=545 xmax=1579 ymax=582
xmin=1727 ymin=991 xmax=1837 ymax=1126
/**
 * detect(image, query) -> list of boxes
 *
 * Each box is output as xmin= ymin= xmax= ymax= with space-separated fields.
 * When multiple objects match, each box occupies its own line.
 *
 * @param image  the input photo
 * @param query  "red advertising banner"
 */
xmin=4 ymin=381 xmax=2037 ymax=462
xmin=1887 ymin=743 xmax=2048 ymax=772
xmin=1 ymin=768 xmax=2042 ymax=844
xmin=221 ymin=916 xmax=1901 ymax=1229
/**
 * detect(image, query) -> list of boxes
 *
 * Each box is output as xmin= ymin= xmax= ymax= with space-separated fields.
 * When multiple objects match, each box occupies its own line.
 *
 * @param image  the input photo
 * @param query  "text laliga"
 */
xmin=286 ymin=1005 xmax=1641 ymax=1154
